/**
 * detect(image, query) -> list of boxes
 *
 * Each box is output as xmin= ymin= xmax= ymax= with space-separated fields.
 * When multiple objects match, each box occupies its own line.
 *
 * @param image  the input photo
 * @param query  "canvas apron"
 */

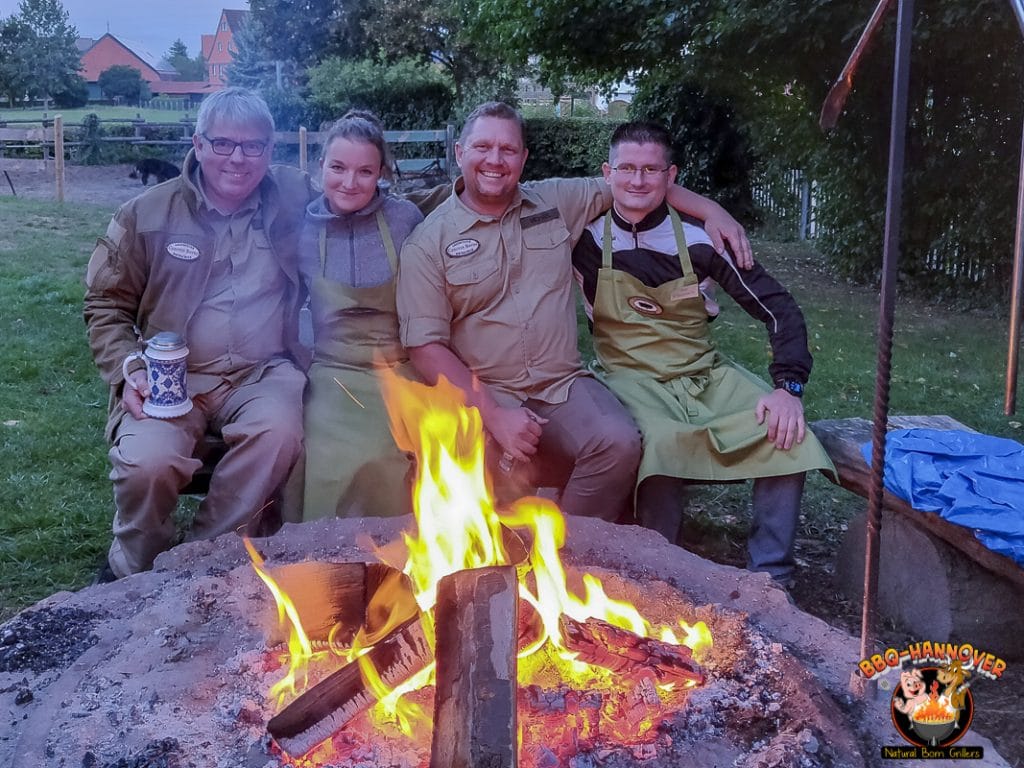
xmin=302 ymin=212 xmax=415 ymax=520
xmin=592 ymin=209 xmax=835 ymax=485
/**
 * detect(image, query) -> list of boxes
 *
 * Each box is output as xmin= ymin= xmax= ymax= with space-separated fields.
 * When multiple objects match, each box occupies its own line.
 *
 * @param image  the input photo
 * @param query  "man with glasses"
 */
xmin=84 ymin=87 xmax=315 ymax=579
xmin=397 ymin=103 xmax=753 ymax=524
xmin=571 ymin=121 xmax=834 ymax=586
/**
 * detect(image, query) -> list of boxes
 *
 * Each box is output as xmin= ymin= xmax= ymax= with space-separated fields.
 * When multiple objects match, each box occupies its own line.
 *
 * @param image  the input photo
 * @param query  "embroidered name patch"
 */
xmin=628 ymin=296 xmax=664 ymax=315
xmin=445 ymin=238 xmax=480 ymax=258
xmin=167 ymin=242 xmax=200 ymax=261
xmin=521 ymin=208 xmax=560 ymax=229
xmin=670 ymin=282 xmax=701 ymax=301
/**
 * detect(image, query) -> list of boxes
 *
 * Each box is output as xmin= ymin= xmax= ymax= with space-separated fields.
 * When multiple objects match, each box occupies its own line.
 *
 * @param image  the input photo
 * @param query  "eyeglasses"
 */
xmin=611 ymin=165 xmax=670 ymax=177
xmin=201 ymin=133 xmax=269 ymax=157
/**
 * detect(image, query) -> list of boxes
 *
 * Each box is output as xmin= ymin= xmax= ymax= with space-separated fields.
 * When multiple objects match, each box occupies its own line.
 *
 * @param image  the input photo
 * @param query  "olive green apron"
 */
xmin=592 ymin=209 xmax=835 ymax=484
xmin=302 ymin=211 xmax=416 ymax=520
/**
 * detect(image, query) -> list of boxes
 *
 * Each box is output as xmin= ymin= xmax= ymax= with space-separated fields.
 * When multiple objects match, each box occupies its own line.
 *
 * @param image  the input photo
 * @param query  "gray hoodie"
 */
xmin=299 ymin=190 xmax=423 ymax=290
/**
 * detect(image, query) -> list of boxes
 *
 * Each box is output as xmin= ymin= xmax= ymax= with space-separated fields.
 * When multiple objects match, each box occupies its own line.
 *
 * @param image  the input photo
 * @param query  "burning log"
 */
xmin=263 ymin=561 xmax=416 ymax=646
xmin=431 ymin=566 xmax=519 ymax=768
xmin=558 ymin=615 xmax=705 ymax=686
xmin=267 ymin=612 xmax=432 ymax=758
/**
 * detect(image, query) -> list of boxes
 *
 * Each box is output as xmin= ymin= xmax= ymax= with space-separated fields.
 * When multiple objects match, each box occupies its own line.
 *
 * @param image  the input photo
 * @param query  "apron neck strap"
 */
xmin=668 ymin=207 xmax=697 ymax=279
xmin=319 ymin=206 xmax=398 ymax=275
xmin=602 ymin=207 xmax=697 ymax=279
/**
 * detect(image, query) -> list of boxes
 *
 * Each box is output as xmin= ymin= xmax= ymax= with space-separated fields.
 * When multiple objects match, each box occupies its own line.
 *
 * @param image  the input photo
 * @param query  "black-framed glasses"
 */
xmin=611 ymin=165 xmax=670 ymax=177
xmin=201 ymin=133 xmax=269 ymax=157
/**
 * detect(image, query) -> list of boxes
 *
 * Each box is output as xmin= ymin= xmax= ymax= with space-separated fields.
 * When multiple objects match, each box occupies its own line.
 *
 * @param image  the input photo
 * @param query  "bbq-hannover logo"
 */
xmin=855 ymin=641 xmax=1007 ymax=759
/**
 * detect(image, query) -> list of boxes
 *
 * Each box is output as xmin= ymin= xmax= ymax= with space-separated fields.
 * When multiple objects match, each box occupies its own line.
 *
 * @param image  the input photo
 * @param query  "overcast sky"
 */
xmin=0 ymin=0 xmax=246 ymax=61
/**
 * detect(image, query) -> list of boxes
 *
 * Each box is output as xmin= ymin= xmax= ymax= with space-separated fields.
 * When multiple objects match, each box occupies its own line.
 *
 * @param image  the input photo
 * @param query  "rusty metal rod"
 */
xmin=1007 ymin=123 xmax=1024 ymax=416
xmin=861 ymin=0 xmax=915 ymax=669
xmin=1008 ymin=0 xmax=1024 ymax=415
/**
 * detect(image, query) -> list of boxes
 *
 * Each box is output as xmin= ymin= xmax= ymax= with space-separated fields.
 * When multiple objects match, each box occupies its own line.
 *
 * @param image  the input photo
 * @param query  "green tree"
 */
xmin=464 ymin=0 xmax=1024 ymax=303
xmin=227 ymin=16 xmax=281 ymax=89
xmin=51 ymin=72 xmax=88 ymax=107
xmin=98 ymin=64 xmax=149 ymax=104
xmin=248 ymin=0 xmax=370 ymax=66
xmin=360 ymin=0 xmax=518 ymax=103
xmin=165 ymin=39 xmax=206 ymax=81
xmin=0 ymin=15 xmax=32 ymax=107
xmin=15 ymin=0 xmax=82 ymax=108
xmin=306 ymin=57 xmax=453 ymax=130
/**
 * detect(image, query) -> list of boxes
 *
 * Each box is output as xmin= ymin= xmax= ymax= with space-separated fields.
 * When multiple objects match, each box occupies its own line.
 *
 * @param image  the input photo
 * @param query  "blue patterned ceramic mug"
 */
xmin=122 ymin=332 xmax=193 ymax=419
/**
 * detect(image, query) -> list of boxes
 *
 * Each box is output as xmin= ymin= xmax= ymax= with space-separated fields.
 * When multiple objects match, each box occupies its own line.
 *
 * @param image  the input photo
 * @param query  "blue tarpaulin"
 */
xmin=861 ymin=429 xmax=1024 ymax=566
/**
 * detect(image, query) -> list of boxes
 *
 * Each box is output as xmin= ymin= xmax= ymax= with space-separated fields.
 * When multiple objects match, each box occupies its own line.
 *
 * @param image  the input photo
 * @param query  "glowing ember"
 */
xmin=248 ymin=370 xmax=713 ymax=764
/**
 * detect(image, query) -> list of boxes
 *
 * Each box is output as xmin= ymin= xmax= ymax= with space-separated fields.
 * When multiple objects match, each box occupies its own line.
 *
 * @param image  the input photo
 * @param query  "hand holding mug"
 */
xmin=122 ymin=368 xmax=150 ymax=420
xmin=121 ymin=332 xmax=192 ymax=419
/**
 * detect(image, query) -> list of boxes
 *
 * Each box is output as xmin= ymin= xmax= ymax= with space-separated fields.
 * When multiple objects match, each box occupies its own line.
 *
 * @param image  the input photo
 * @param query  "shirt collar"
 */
xmin=449 ymin=176 xmax=538 ymax=234
xmin=192 ymin=165 xmax=261 ymax=219
xmin=610 ymin=200 xmax=669 ymax=231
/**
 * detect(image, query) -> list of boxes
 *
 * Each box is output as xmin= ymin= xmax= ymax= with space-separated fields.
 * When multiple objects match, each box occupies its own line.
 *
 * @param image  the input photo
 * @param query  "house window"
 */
xmin=217 ymin=42 xmax=223 ymax=52
xmin=221 ymin=20 xmax=228 ymax=31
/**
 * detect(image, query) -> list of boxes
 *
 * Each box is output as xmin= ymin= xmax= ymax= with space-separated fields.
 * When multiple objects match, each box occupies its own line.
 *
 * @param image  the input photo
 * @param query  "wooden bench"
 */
xmin=810 ymin=415 xmax=1024 ymax=658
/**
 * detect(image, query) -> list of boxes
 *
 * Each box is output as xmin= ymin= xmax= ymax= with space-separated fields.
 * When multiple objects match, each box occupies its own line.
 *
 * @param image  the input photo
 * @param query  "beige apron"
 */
xmin=302 ymin=212 xmax=416 ymax=520
xmin=592 ymin=209 xmax=835 ymax=484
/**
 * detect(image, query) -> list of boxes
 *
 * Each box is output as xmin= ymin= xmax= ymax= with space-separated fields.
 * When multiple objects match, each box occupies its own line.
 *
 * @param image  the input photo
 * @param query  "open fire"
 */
xmin=249 ymin=372 xmax=713 ymax=767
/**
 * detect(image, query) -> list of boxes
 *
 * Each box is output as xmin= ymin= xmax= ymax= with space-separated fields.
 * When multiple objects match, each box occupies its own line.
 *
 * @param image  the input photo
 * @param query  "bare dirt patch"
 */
xmin=1 ymin=163 xmax=151 ymax=209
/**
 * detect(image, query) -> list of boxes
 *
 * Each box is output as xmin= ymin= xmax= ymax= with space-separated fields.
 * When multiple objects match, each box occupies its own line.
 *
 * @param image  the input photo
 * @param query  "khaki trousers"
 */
xmin=107 ymin=362 xmax=305 ymax=577
xmin=513 ymin=376 xmax=642 ymax=523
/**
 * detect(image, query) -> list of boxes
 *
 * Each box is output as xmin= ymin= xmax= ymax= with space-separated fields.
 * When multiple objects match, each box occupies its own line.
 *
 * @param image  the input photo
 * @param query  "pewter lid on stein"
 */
xmin=147 ymin=331 xmax=186 ymax=351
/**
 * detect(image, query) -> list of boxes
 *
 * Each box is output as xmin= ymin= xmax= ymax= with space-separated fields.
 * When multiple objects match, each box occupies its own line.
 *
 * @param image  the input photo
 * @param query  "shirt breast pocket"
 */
xmin=522 ymin=220 xmax=572 ymax=288
xmin=444 ymin=255 xmax=502 ymax=311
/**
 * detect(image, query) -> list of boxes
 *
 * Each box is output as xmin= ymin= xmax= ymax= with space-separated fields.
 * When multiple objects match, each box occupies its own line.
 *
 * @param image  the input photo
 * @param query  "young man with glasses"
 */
xmin=84 ymin=87 xmax=316 ymax=579
xmin=571 ymin=121 xmax=835 ymax=586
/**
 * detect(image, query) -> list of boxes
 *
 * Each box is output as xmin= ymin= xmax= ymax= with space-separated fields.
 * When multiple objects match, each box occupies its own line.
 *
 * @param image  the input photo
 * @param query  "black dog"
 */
xmin=129 ymin=158 xmax=181 ymax=185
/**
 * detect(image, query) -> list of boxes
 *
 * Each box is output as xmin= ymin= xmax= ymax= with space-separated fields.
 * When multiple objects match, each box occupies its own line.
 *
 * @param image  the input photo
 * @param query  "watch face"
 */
xmin=784 ymin=381 xmax=803 ymax=396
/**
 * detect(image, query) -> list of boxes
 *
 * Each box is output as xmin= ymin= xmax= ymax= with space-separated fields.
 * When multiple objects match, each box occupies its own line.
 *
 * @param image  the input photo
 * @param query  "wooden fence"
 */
xmin=0 ymin=116 xmax=456 ymax=201
xmin=751 ymin=168 xmax=822 ymax=241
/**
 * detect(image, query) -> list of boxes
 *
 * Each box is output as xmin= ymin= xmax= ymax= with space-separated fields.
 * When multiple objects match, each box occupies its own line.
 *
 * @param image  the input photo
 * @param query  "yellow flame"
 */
xmin=249 ymin=368 xmax=712 ymax=741
xmin=381 ymin=372 xmax=511 ymax=611
xmin=661 ymin=619 xmax=714 ymax=662
xmin=244 ymin=538 xmax=315 ymax=707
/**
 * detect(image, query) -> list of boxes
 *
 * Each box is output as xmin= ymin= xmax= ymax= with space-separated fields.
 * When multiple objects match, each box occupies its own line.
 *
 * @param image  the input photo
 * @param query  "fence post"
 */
xmin=299 ymin=126 xmax=307 ymax=173
xmin=54 ymin=115 xmax=64 ymax=203
xmin=445 ymin=123 xmax=456 ymax=178
xmin=798 ymin=174 xmax=811 ymax=240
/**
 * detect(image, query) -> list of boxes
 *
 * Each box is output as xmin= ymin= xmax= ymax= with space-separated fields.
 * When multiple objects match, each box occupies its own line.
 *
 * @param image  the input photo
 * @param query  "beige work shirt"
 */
xmin=397 ymin=176 xmax=611 ymax=406
xmin=187 ymin=169 xmax=290 ymax=395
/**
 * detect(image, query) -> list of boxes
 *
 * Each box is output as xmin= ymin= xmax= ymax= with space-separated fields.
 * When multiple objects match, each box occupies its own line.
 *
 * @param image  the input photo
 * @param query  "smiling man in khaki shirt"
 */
xmin=84 ymin=88 xmax=314 ymax=579
xmin=397 ymin=101 xmax=750 ymax=523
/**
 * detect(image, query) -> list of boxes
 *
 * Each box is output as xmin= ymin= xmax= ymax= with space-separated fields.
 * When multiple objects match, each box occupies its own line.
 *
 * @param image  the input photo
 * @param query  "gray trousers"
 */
xmin=107 ymin=362 xmax=305 ymax=577
xmin=637 ymin=472 xmax=806 ymax=582
xmin=496 ymin=376 xmax=642 ymax=523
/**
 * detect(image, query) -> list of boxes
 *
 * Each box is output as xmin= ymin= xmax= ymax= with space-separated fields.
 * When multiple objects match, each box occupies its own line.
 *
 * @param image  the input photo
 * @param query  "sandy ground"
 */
xmin=1 ymin=162 xmax=153 ymax=209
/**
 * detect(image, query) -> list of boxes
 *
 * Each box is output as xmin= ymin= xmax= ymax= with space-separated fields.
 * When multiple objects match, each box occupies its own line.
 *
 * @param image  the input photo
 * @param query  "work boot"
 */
xmin=91 ymin=557 xmax=118 ymax=586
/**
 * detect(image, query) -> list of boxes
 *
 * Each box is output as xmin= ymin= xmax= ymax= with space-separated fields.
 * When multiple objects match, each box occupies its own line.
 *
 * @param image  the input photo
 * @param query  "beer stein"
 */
xmin=122 ymin=331 xmax=193 ymax=418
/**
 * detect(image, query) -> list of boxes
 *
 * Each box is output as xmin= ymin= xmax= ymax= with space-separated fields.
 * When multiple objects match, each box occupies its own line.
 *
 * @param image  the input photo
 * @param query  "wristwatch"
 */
xmin=777 ymin=380 xmax=804 ymax=398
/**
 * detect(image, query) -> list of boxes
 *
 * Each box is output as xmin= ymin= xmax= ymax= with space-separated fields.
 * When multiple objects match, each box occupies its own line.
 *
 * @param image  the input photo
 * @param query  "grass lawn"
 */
xmin=1 ymin=196 xmax=1022 ymax=623
xmin=0 ymin=105 xmax=195 ymax=125
xmin=0 ymin=197 xmax=117 ymax=620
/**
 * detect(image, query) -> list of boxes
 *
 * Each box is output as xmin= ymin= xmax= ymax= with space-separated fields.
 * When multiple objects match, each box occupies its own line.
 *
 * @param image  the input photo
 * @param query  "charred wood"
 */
xmin=559 ymin=616 xmax=704 ymax=686
xmin=430 ymin=566 xmax=519 ymax=768
xmin=267 ymin=613 xmax=431 ymax=757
